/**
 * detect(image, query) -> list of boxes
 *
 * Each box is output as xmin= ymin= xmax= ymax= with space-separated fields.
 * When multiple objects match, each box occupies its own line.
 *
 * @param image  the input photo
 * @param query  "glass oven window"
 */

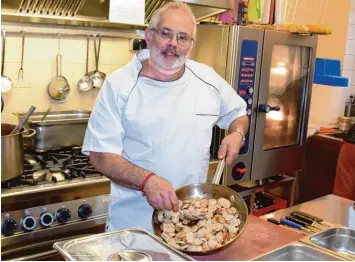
xmin=263 ymin=44 xmax=311 ymax=150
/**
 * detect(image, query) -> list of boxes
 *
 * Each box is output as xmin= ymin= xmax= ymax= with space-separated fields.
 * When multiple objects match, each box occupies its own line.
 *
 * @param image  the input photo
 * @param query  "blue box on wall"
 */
xmin=313 ymin=58 xmax=349 ymax=87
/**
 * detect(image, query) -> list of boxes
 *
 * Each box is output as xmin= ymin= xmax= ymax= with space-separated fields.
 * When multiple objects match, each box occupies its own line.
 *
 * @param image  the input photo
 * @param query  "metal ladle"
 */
xmin=77 ymin=34 xmax=94 ymax=92
xmin=89 ymin=34 xmax=106 ymax=88
xmin=47 ymin=33 xmax=70 ymax=101
xmin=1 ymin=30 xmax=13 ymax=93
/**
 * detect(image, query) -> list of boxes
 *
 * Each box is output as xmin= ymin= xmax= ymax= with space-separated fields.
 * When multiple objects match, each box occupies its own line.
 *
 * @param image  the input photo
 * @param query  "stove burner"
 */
xmin=1 ymin=147 xmax=102 ymax=190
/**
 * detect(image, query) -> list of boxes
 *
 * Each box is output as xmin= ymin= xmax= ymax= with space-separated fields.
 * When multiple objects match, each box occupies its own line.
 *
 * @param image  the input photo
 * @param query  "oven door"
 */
xmin=251 ymin=30 xmax=318 ymax=180
xmin=1 ymin=223 xmax=105 ymax=261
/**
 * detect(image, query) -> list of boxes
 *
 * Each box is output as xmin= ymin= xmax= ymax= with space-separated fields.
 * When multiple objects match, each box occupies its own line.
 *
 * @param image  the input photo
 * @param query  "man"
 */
xmin=82 ymin=2 xmax=248 ymax=232
xmin=333 ymin=123 xmax=355 ymax=201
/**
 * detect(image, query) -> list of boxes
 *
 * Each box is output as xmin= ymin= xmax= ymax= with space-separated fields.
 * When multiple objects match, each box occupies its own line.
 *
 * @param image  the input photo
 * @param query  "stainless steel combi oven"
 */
xmin=191 ymin=25 xmax=317 ymax=185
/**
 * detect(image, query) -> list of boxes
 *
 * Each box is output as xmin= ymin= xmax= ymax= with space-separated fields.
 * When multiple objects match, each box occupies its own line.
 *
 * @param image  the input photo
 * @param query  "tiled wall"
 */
xmin=308 ymin=0 xmax=352 ymax=126
xmin=1 ymin=23 xmax=137 ymax=124
xmin=343 ymin=0 xmax=355 ymax=95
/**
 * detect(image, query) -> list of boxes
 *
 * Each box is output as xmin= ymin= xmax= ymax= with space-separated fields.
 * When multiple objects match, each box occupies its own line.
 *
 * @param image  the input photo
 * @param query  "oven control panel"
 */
xmin=236 ymin=39 xmax=258 ymax=156
xmin=1 ymin=195 xmax=110 ymax=236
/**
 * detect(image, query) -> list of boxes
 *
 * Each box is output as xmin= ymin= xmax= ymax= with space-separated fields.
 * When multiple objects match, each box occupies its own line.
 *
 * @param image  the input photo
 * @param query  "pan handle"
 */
xmin=22 ymin=128 xmax=36 ymax=138
xmin=212 ymin=158 xmax=225 ymax=184
xmin=56 ymin=33 xmax=62 ymax=76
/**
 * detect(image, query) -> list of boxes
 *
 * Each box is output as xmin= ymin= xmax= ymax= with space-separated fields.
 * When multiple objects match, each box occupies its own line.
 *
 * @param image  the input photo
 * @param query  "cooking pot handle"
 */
xmin=22 ymin=128 xmax=36 ymax=138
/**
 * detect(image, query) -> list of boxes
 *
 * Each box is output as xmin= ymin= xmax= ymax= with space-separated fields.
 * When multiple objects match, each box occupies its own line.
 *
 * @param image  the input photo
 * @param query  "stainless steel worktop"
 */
xmin=260 ymin=194 xmax=355 ymax=229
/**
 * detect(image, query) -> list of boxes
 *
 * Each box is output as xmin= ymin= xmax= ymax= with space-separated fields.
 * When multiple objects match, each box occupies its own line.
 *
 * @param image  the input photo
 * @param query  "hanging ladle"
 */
xmin=1 ymin=30 xmax=13 ymax=93
xmin=77 ymin=34 xmax=94 ymax=92
xmin=89 ymin=34 xmax=106 ymax=88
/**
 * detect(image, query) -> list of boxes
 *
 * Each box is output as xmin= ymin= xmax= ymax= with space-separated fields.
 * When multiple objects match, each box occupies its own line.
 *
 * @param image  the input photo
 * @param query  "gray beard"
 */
xmin=150 ymin=45 xmax=188 ymax=70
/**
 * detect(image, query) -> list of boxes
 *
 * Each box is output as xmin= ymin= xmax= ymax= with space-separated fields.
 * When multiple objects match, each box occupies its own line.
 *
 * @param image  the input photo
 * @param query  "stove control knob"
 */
xmin=245 ymin=97 xmax=253 ymax=105
xmin=2 ymin=218 xmax=18 ymax=236
xmin=21 ymin=215 xmax=37 ymax=231
xmin=246 ymin=86 xmax=254 ymax=94
xmin=56 ymin=208 xmax=71 ymax=224
xmin=40 ymin=212 xmax=54 ymax=227
xmin=78 ymin=204 xmax=93 ymax=219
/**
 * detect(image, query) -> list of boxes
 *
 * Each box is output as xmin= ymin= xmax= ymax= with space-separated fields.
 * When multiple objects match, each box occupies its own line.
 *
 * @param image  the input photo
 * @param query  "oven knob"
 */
xmin=246 ymin=86 xmax=254 ymax=94
xmin=56 ymin=208 xmax=71 ymax=223
xmin=21 ymin=215 xmax=37 ymax=231
xmin=246 ymin=108 xmax=252 ymax=116
xmin=245 ymin=97 xmax=253 ymax=105
xmin=40 ymin=212 xmax=54 ymax=227
xmin=2 ymin=218 xmax=18 ymax=236
xmin=78 ymin=204 xmax=93 ymax=219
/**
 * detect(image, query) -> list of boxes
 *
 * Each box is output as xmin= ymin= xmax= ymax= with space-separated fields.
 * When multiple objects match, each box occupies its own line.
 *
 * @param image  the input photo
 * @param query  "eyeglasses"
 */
xmin=151 ymin=27 xmax=194 ymax=47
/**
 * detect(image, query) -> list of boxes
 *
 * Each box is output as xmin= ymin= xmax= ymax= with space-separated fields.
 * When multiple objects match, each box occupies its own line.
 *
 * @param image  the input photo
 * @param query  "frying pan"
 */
xmin=152 ymin=160 xmax=249 ymax=254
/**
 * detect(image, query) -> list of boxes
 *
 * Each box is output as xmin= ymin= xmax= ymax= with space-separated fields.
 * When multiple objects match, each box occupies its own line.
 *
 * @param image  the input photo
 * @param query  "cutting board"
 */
xmin=192 ymin=215 xmax=304 ymax=261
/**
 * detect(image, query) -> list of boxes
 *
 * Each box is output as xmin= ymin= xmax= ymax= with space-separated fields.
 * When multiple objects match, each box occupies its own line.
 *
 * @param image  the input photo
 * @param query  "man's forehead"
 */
xmin=158 ymin=8 xmax=194 ymax=34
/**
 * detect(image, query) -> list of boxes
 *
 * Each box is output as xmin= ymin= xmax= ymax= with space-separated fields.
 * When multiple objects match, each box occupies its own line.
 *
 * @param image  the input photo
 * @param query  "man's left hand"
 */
xmin=218 ymin=132 xmax=244 ymax=166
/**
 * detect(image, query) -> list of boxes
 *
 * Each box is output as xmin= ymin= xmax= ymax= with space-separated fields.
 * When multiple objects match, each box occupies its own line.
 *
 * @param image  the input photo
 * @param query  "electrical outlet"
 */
xmin=13 ymin=81 xmax=31 ymax=88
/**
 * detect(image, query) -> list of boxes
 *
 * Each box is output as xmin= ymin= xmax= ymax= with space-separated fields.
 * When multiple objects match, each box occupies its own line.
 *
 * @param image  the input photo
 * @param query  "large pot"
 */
xmin=152 ymin=183 xmax=249 ymax=254
xmin=1 ymin=123 xmax=36 ymax=181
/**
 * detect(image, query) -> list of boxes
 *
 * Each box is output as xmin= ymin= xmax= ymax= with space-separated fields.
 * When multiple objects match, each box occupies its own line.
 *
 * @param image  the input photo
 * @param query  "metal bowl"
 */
xmin=152 ymin=183 xmax=249 ymax=254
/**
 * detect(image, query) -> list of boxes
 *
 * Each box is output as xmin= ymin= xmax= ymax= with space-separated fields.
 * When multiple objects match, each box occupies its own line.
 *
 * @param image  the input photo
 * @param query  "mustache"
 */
xmin=161 ymin=47 xmax=180 ymax=57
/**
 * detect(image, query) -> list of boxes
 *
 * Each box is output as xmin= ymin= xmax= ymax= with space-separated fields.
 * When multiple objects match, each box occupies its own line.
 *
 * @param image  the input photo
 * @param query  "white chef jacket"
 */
xmin=82 ymin=49 xmax=246 ymax=232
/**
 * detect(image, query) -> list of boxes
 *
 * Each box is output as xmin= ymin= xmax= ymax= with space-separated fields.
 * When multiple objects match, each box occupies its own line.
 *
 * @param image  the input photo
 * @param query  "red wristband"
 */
xmin=140 ymin=173 xmax=156 ymax=196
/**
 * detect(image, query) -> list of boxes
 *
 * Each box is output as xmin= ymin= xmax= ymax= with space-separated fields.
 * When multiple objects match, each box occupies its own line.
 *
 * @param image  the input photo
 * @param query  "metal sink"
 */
xmin=301 ymin=227 xmax=355 ymax=260
xmin=253 ymin=243 xmax=344 ymax=261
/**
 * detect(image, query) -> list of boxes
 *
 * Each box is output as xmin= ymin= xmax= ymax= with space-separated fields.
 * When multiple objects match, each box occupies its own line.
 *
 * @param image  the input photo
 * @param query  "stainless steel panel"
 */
xmin=1 ymin=195 xmax=110 ymax=236
xmin=253 ymin=242 xmax=344 ymax=261
xmin=251 ymin=30 xmax=318 ymax=180
xmin=2 ymin=215 xmax=107 ymax=249
xmin=226 ymin=26 xmax=265 ymax=185
xmin=301 ymin=227 xmax=355 ymax=260
xmin=16 ymin=110 xmax=90 ymax=152
xmin=53 ymin=229 xmax=194 ymax=261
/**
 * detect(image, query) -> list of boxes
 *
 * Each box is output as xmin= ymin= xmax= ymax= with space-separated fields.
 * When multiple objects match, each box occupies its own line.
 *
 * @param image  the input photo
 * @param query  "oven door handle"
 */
xmin=11 ymin=249 xmax=59 ymax=261
xmin=258 ymin=104 xmax=280 ymax=113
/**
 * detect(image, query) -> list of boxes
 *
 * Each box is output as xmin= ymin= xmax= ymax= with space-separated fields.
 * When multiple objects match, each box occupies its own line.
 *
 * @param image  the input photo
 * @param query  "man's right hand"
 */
xmin=143 ymin=175 xmax=179 ymax=212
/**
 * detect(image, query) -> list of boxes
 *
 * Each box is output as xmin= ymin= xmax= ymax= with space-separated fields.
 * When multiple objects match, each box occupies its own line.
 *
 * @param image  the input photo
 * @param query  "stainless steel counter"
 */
xmin=260 ymin=194 xmax=355 ymax=229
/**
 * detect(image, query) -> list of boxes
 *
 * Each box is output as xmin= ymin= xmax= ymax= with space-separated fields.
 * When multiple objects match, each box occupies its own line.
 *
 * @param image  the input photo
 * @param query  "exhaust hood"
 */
xmin=1 ymin=0 xmax=232 ymax=29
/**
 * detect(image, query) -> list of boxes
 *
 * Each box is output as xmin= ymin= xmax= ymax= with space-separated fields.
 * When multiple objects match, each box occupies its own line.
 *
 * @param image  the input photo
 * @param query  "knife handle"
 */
xmin=290 ymin=212 xmax=315 ymax=225
xmin=292 ymin=211 xmax=322 ymax=222
xmin=280 ymin=218 xmax=303 ymax=230
xmin=286 ymin=216 xmax=309 ymax=228
xmin=267 ymin=218 xmax=280 ymax=225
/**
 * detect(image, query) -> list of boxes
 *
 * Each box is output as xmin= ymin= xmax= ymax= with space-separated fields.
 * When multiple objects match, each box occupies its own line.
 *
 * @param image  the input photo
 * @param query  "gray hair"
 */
xmin=148 ymin=1 xmax=197 ymax=39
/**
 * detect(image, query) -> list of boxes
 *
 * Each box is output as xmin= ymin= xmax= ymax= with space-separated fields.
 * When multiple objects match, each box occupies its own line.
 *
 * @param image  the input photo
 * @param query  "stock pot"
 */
xmin=1 ymin=123 xmax=36 ymax=181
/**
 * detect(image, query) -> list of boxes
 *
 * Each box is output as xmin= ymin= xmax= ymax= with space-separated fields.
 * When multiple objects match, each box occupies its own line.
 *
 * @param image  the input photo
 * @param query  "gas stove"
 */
xmin=2 ymin=147 xmax=102 ymax=190
xmin=1 ymin=147 xmax=111 ymax=261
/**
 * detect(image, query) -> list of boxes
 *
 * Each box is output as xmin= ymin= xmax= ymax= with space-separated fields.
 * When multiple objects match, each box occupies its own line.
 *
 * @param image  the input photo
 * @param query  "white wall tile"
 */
xmin=352 ymin=69 xmax=355 ymax=85
xmin=343 ymin=69 xmax=353 ymax=86
xmin=350 ymin=10 xmax=355 ymax=25
xmin=345 ymin=40 xmax=355 ymax=55
xmin=343 ymin=54 xmax=355 ymax=69
xmin=348 ymin=25 xmax=355 ymax=40
xmin=2 ymin=32 xmax=134 ymax=114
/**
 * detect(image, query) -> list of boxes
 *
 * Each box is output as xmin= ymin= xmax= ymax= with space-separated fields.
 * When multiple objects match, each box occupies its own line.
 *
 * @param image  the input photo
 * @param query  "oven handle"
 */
xmin=11 ymin=249 xmax=58 ymax=261
xmin=258 ymin=104 xmax=280 ymax=113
